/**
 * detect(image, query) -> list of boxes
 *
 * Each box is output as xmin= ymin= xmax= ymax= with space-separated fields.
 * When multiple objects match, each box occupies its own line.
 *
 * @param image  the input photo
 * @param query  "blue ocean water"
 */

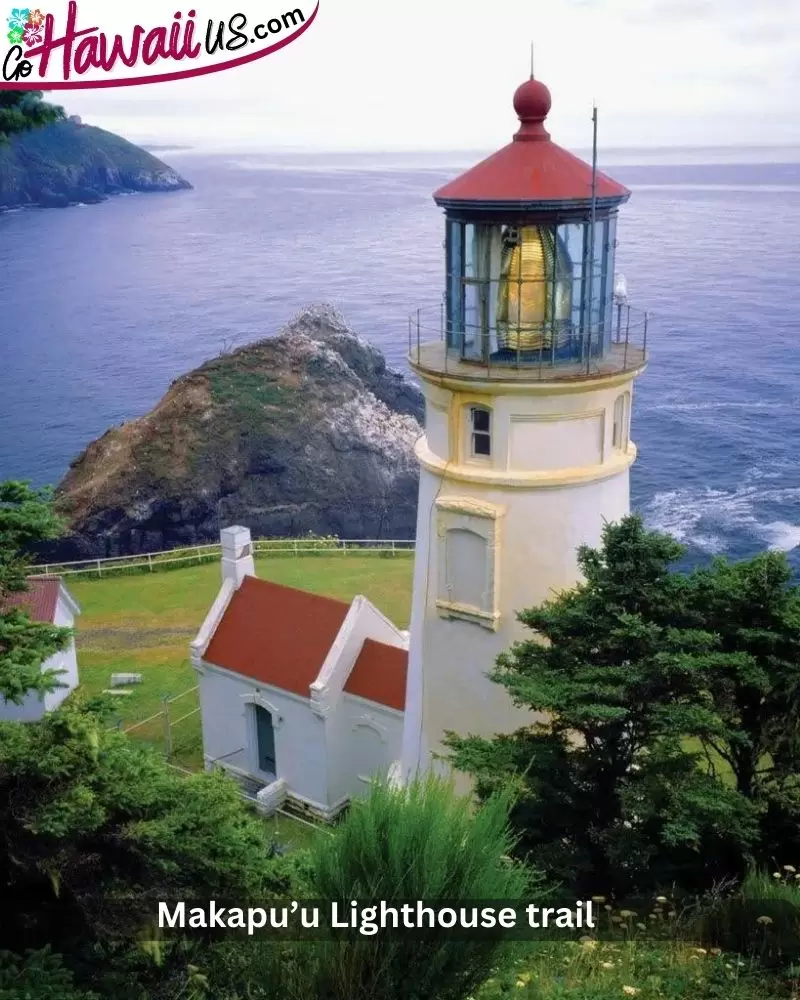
xmin=0 ymin=148 xmax=798 ymax=570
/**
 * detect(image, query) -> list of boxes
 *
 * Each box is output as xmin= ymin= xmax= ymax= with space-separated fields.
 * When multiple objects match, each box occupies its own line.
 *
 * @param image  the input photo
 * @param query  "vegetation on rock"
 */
xmin=0 ymin=89 xmax=63 ymax=142
xmin=0 ymin=117 xmax=191 ymax=209
xmin=50 ymin=306 xmax=424 ymax=561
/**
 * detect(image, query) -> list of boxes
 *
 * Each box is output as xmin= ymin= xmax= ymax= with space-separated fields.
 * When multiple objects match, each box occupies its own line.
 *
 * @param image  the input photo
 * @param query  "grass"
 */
xmin=68 ymin=554 xmax=413 ymax=770
xmin=476 ymin=939 xmax=788 ymax=999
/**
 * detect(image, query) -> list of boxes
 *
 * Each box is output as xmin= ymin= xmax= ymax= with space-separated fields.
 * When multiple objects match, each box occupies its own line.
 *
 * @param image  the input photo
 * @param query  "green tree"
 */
xmin=0 ymin=480 xmax=298 ymax=997
xmin=446 ymin=516 xmax=761 ymax=896
xmin=0 ymin=948 xmax=98 ymax=999
xmin=0 ymin=90 xmax=64 ymax=142
xmin=685 ymin=553 xmax=800 ymax=862
xmin=0 ymin=481 xmax=71 ymax=703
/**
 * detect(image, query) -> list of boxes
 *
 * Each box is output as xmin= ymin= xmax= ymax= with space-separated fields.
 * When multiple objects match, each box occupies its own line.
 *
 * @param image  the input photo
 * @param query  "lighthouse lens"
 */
xmin=496 ymin=226 xmax=572 ymax=354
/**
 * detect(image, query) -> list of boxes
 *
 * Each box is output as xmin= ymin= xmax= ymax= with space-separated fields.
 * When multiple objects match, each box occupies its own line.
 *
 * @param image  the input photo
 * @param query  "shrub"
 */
xmin=696 ymin=869 xmax=800 ymax=968
xmin=283 ymin=774 xmax=540 ymax=1000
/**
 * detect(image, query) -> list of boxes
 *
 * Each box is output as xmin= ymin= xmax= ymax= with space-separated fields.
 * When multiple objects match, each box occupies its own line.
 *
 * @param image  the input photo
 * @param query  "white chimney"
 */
xmin=220 ymin=525 xmax=255 ymax=587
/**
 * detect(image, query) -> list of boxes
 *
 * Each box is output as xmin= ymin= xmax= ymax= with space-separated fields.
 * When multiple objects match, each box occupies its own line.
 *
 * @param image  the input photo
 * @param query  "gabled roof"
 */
xmin=204 ymin=576 xmax=350 ymax=700
xmin=202 ymin=576 xmax=409 ymax=712
xmin=0 ymin=576 xmax=77 ymax=624
xmin=344 ymin=638 xmax=407 ymax=713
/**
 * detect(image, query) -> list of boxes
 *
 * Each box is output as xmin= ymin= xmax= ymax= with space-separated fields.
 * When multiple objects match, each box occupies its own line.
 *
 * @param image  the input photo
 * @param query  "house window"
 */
xmin=612 ymin=393 xmax=628 ymax=450
xmin=470 ymin=406 xmax=491 ymax=457
xmin=254 ymin=705 xmax=276 ymax=775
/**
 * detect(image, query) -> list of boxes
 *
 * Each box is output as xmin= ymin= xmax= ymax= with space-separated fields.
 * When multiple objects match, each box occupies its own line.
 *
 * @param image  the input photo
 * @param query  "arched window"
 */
xmin=469 ymin=405 xmax=492 ymax=458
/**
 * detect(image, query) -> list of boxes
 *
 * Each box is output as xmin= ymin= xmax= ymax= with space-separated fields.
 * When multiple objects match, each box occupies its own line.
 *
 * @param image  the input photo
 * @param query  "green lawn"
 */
xmin=69 ymin=554 xmax=414 ymax=771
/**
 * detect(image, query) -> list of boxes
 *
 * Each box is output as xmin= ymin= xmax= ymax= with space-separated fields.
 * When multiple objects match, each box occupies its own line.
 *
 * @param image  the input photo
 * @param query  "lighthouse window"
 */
xmin=612 ymin=392 xmax=629 ymax=450
xmin=470 ymin=406 xmax=492 ymax=457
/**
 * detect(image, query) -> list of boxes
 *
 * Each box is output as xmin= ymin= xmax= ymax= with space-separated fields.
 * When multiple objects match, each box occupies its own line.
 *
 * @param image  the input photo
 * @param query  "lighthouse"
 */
xmin=401 ymin=74 xmax=649 ymax=780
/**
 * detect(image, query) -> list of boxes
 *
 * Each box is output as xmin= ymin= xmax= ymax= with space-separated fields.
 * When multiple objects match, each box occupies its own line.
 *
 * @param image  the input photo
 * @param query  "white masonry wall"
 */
xmin=196 ymin=662 xmax=330 ymax=811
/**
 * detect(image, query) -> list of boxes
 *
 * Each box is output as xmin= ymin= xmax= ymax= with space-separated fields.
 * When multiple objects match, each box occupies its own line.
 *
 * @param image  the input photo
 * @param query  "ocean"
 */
xmin=0 ymin=147 xmax=798 ymax=571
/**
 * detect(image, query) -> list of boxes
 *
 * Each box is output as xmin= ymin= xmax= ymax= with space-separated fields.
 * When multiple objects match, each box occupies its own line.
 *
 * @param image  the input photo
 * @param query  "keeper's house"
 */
xmin=191 ymin=527 xmax=408 ymax=820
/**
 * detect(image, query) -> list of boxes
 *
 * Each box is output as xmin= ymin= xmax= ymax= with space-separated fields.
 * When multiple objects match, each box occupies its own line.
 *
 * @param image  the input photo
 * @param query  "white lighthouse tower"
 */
xmin=401 ymin=75 xmax=649 ymax=780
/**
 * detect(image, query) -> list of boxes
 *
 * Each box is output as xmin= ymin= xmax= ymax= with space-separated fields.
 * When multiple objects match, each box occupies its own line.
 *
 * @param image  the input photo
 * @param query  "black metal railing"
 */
xmin=407 ymin=300 xmax=649 ymax=382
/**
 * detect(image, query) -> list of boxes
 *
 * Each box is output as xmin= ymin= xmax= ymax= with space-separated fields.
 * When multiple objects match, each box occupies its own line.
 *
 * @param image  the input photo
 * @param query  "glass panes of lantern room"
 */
xmin=445 ymin=216 xmax=618 ymax=365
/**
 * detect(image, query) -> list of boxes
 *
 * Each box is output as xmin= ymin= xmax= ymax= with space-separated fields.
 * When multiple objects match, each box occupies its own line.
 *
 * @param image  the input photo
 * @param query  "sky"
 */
xmin=58 ymin=0 xmax=800 ymax=152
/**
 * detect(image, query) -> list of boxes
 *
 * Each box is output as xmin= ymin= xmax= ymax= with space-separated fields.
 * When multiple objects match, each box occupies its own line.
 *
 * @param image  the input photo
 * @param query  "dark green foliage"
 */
xmin=696 ymin=869 xmax=800 ymax=970
xmin=0 ymin=701 xmax=296 ymax=954
xmin=0 ymin=481 xmax=71 ymax=703
xmin=685 ymin=554 xmax=800 ymax=861
xmin=0 ymin=948 xmax=97 ymax=999
xmin=447 ymin=516 xmax=800 ymax=896
xmin=0 ymin=479 xmax=299 ymax=996
xmin=0 ymin=119 xmax=189 ymax=209
xmin=0 ymin=91 xmax=63 ymax=142
xmin=277 ymin=774 xmax=537 ymax=1000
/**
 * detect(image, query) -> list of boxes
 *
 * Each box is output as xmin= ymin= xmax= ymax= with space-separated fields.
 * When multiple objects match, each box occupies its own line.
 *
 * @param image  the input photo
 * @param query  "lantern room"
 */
xmin=411 ymin=76 xmax=648 ymax=381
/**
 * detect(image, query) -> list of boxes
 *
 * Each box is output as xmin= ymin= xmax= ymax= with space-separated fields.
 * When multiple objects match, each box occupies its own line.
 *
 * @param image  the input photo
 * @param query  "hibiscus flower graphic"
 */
xmin=26 ymin=7 xmax=44 ymax=26
xmin=7 ymin=25 xmax=24 ymax=44
xmin=6 ymin=7 xmax=30 ymax=31
xmin=22 ymin=21 xmax=41 ymax=44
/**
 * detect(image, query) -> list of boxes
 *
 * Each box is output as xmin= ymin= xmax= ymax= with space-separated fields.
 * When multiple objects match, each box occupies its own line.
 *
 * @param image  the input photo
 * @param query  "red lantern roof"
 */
xmin=434 ymin=77 xmax=630 ymax=209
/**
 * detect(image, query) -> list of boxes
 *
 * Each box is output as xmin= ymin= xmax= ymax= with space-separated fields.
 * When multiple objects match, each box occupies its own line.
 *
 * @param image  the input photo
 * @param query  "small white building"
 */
xmin=191 ymin=527 xmax=408 ymax=820
xmin=0 ymin=576 xmax=81 ymax=722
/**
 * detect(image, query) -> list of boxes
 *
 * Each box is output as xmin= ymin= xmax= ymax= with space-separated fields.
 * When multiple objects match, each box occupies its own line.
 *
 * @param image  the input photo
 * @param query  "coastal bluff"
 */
xmin=0 ymin=119 xmax=191 ymax=210
xmin=51 ymin=306 xmax=424 ymax=560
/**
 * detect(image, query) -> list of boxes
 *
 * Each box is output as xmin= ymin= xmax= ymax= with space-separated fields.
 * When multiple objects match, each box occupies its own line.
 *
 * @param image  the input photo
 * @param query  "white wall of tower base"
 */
xmin=401 ymin=367 xmax=643 ymax=784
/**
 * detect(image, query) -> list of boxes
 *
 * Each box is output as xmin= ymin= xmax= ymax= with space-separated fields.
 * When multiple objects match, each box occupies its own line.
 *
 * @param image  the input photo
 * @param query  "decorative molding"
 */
xmin=417 ymin=438 xmax=636 ymax=489
xmin=352 ymin=718 xmax=389 ymax=744
xmin=240 ymin=691 xmax=285 ymax=728
xmin=191 ymin=576 xmax=235 ymax=661
xmin=435 ymin=599 xmax=501 ymax=631
xmin=435 ymin=496 xmax=505 ymax=521
xmin=434 ymin=502 xmax=502 ymax=628
xmin=508 ymin=406 xmax=605 ymax=425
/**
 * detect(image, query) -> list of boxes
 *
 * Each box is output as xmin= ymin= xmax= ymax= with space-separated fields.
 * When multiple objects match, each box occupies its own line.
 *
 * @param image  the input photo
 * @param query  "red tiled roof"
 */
xmin=0 ymin=576 xmax=62 ymax=623
xmin=204 ymin=576 xmax=350 ymax=699
xmin=345 ymin=638 xmax=408 ymax=712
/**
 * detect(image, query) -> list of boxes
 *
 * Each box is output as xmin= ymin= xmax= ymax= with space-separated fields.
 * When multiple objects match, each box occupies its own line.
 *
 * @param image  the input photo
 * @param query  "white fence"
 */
xmin=35 ymin=537 xmax=417 ymax=578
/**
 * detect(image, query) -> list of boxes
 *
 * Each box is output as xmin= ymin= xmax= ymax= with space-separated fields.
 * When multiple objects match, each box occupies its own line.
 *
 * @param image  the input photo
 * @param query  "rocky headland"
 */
xmin=48 ymin=307 xmax=423 ymax=560
xmin=0 ymin=119 xmax=191 ymax=210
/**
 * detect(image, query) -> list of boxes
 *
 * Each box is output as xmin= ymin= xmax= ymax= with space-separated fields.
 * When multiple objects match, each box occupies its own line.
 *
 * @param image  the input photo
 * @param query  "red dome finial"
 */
xmin=513 ymin=77 xmax=551 ymax=141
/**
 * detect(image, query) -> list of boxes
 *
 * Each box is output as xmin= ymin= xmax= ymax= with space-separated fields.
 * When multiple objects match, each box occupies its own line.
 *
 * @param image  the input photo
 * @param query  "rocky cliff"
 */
xmin=49 ymin=307 xmax=423 ymax=559
xmin=0 ymin=120 xmax=191 ymax=210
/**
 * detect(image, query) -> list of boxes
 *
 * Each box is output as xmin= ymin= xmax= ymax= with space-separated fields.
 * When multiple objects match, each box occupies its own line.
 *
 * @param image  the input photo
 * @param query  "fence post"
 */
xmin=96 ymin=559 xmax=102 ymax=579
xmin=148 ymin=553 xmax=153 ymax=573
xmin=342 ymin=540 xmax=348 ymax=556
xmin=293 ymin=539 xmax=298 ymax=556
xmin=163 ymin=696 xmax=172 ymax=759
xmin=391 ymin=540 xmax=396 ymax=557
